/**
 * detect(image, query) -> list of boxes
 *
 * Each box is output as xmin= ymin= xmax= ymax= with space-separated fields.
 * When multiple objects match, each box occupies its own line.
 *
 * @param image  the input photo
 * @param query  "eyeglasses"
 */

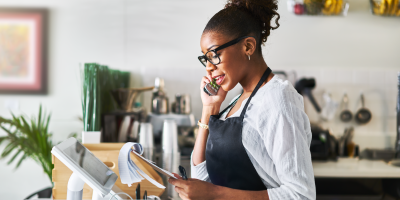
xmin=198 ymin=36 xmax=253 ymax=67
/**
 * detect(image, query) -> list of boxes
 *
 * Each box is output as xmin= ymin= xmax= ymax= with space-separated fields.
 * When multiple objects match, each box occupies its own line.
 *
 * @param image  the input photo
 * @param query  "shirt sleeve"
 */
xmin=190 ymin=151 xmax=211 ymax=182
xmin=264 ymin=92 xmax=316 ymax=200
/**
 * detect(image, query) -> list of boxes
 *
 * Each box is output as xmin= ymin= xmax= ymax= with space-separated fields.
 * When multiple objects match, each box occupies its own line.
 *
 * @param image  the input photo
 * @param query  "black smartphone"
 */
xmin=203 ymin=79 xmax=220 ymax=96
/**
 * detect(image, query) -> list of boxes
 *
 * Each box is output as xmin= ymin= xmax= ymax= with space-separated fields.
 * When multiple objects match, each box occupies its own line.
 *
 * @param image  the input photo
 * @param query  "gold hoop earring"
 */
xmin=248 ymin=54 xmax=250 ymax=61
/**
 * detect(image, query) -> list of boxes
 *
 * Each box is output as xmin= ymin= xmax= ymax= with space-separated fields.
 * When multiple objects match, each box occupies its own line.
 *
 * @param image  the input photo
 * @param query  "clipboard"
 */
xmin=131 ymin=150 xmax=178 ymax=179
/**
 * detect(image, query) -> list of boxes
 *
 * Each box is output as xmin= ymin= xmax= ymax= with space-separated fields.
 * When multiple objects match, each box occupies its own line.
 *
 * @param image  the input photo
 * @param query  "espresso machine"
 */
xmin=149 ymin=78 xmax=195 ymax=138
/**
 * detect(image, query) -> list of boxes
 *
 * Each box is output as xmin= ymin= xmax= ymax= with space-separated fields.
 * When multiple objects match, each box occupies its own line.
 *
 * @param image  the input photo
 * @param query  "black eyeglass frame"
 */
xmin=198 ymin=36 xmax=254 ymax=67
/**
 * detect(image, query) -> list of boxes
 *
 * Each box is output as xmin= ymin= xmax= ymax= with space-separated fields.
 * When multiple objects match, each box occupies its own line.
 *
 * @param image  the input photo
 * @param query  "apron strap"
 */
xmin=217 ymin=94 xmax=241 ymax=117
xmin=239 ymin=68 xmax=272 ymax=119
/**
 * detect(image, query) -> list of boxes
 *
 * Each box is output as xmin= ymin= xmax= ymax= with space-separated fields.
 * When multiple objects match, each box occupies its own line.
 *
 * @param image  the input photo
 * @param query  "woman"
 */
xmin=169 ymin=0 xmax=316 ymax=199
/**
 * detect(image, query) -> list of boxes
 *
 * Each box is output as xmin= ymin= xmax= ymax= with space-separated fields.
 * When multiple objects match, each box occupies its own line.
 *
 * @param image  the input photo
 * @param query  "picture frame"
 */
xmin=0 ymin=8 xmax=48 ymax=94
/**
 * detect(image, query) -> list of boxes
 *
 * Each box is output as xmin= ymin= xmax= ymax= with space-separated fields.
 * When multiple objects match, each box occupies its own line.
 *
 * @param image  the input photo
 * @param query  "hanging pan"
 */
xmin=355 ymin=93 xmax=372 ymax=124
xmin=339 ymin=93 xmax=352 ymax=122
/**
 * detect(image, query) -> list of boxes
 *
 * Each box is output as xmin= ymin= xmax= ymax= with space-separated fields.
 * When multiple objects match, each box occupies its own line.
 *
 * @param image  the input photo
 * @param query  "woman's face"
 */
xmin=200 ymin=32 xmax=249 ymax=92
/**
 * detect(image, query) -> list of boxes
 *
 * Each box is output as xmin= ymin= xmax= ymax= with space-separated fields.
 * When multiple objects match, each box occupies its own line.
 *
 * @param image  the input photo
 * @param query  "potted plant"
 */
xmin=0 ymin=106 xmax=54 ymax=193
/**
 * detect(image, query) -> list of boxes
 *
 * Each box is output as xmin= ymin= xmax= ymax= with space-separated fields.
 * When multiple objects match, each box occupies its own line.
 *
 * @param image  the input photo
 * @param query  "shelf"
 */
xmin=370 ymin=0 xmax=400 ymax=16
xmin=287 ymin=0 xmax=349 ymax=16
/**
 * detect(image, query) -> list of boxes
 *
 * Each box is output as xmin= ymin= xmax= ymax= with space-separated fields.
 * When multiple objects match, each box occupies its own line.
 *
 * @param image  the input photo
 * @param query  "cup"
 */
xmin=161 ymin=120 xmax=180 ymax=199
xmin=130 ymin=121 xmax=140 ymax=141
xmin=139 ymin=123 xmax=154 ymax=160
xmin=163 ymin=152 xmax=180 ymax=199
xmin=162 ymin=120 xmax=179 ymax=154
xmin=82 ymin=131 xmax=101 ymax=144
xmin=118 ymin=116 xmax=131 ymax=142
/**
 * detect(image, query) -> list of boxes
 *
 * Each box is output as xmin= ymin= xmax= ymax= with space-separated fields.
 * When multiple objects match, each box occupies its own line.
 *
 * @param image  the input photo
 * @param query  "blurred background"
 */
xmin=0 ymin=0 xmax=399 ymax=199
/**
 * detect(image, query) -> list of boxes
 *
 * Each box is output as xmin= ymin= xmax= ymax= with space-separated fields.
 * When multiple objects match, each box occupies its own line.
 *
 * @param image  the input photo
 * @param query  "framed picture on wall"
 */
xmin=0 ymin=8 xmax=48 ymax=94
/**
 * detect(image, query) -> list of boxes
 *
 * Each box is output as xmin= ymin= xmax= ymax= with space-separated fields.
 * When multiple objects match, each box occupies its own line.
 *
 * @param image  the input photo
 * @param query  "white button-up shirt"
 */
xmin=191 ymin=75 xmax=316 ymax=200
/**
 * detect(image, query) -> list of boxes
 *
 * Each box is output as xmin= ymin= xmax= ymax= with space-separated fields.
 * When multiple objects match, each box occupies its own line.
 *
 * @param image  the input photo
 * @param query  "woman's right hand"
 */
xmin=194 ymin=75 xmax=227 ymax=165
xmin=200 ymin=75 xmax=227 ymax=108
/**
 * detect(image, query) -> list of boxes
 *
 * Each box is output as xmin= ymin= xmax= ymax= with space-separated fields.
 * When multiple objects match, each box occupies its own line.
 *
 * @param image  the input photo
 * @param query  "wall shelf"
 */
xmin=287 ymin=0 xmax=349 ymax=16
xmin=370 ymin=0 xmax=400 ymax=16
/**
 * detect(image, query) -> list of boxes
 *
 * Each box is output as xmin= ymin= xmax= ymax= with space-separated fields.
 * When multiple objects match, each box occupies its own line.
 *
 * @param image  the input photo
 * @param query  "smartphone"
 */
xmin=203 ymin=79 xmax=220 ymax=96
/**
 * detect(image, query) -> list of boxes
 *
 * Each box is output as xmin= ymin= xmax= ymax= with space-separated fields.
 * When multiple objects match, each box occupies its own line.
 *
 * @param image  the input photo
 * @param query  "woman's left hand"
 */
xmin=168 ymin=173 xmax=218 ymax=200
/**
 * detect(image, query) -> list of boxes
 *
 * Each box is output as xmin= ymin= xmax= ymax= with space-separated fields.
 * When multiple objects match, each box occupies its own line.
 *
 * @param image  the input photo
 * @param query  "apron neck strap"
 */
xmin=217 ymin=94 xmax=241 ymax=117
xmin=239 ymin=68 xmax=272 ymax=119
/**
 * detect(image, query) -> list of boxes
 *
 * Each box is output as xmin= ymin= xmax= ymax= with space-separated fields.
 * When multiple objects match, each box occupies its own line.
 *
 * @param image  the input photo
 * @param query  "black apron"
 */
xmin=206 ymin=67 xmax=272 ymax=191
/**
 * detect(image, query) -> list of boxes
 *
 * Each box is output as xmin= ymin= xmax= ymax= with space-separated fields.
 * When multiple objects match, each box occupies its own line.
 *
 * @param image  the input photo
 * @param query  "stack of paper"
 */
xmin=118 ymin=143 xmax=177 ymax=189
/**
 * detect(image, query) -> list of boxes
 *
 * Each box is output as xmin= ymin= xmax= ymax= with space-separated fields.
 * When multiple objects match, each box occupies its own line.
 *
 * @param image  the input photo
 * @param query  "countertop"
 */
xmin=313 ymin=158 xmax=400 ymax=178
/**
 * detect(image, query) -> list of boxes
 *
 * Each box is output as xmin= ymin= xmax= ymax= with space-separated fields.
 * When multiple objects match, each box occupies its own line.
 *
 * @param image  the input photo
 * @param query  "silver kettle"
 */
xmin=151 ymin=77 xmax=169 ymax=114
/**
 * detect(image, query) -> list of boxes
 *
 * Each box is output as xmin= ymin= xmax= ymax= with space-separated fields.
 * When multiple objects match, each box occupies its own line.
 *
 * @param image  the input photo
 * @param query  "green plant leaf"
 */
xmin=44 ymin=114 xmax=51 ymax=136
xmin=15 ymin=154 xmax=27 ymax=169
xmin=7 ymin=149 xmax=22 ymax=165
xmin=10 ymin=113 xmax=18 ymax=123
xmin=0 ymin=105 xmax=54 ymax=184
xmin=0 ymin=127 xmax=16 ymax=142
xmin=38 ymin=104 xmax=42 ymax=128
xmin=1 ymin=142 xmax=18 ymax=158
xmin=19 ymin=116 xmax=33 ymax=139
xmin=0 ymin=136 xmax=8 ymax=144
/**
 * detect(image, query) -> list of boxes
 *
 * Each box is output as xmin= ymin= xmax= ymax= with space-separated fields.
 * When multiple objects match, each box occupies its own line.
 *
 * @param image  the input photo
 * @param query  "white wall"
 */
xmin=0 ymin=0 xmax=399 ymax=199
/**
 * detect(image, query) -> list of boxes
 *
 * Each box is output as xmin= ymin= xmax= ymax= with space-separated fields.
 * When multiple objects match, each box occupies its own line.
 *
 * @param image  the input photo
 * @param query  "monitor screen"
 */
xmin=63 ymin=140 xmax=113 ymax=185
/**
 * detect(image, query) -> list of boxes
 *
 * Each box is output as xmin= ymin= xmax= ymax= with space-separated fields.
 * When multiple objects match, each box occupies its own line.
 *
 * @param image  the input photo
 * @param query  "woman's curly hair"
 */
xmin=204 ymin=0 xmax=280 ymax=54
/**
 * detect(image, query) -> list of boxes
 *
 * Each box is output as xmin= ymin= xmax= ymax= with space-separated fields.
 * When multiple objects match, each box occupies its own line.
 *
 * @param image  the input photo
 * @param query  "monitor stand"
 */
xmin=67 ymin=172 xmax=124 ymax=200
xmin=67 ymin=172 xmax=84 ymax=200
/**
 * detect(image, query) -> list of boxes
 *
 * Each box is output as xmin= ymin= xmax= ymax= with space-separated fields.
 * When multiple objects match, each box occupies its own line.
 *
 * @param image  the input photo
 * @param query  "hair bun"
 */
xmin=225 ymin=0 xmax=247 ymax=8
xmin=225 ymin=0 xmax=280 ymax=44
xmin=203 ymin=0 xmax=280 ymax=53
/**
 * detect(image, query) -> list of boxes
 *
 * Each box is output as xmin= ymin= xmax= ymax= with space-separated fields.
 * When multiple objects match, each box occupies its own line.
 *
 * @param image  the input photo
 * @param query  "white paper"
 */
xmin=131 ymin=150 xmax=177 ymax=179
xmin=118 ymin=142 xmax=171 ymax=189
